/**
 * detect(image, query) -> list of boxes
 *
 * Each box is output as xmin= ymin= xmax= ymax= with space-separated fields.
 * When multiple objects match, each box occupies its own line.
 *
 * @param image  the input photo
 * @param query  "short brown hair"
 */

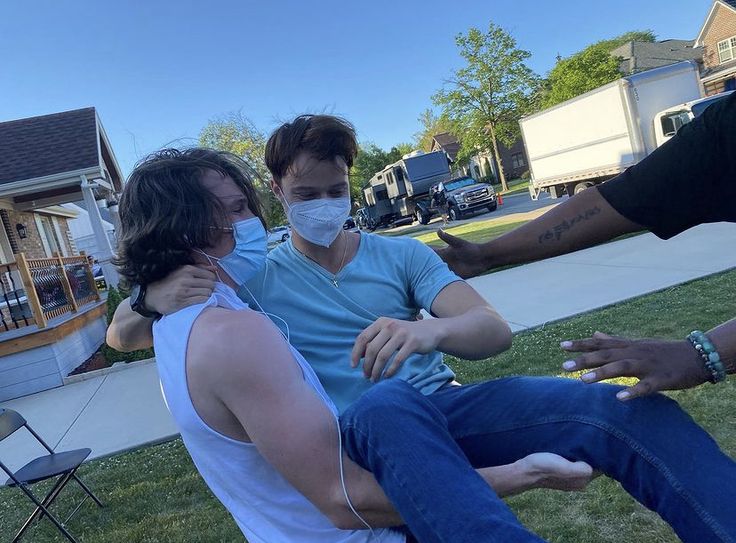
xmin=115 ymin=148 xmax=266 ymax=287
xmin=265 ymin=114 xmax=358 ymax=183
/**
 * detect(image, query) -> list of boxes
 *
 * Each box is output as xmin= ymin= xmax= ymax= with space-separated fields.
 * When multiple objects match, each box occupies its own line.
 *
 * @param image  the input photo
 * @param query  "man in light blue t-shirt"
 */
xmin=241 ymin=232 xmax=459 ymax=414
xmin=110 ymin=115 xmax=736 ymax=543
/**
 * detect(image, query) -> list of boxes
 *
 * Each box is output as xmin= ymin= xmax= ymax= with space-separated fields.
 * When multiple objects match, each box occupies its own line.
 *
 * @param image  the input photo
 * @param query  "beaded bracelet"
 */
xmin=687 ymin=331 xmax=726 ymax=384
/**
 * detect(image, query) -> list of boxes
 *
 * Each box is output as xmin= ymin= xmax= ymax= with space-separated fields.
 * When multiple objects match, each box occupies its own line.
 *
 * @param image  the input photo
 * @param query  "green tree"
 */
xmin=199 ymin=111 xmax=286 ymax=226
xmin=433 ymin=23 xmax=539 ymax=191
xmin=350 ymin=143 xmax=390 ymax=203
xmin=540 ymin=30 xmax=656 ymax=109
xmin=413 ymin=109 xmax=460 ymax=152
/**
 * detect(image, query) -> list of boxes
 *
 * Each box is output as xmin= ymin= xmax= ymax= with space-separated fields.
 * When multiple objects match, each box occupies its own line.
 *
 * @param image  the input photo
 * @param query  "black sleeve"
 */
xmin=598 ymin=91 xmax=736 ymax=239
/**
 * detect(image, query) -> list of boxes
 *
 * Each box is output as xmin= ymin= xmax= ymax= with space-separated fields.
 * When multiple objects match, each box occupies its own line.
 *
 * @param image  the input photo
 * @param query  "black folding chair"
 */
xmin=0 ymin=408 xmax=104 ymax=543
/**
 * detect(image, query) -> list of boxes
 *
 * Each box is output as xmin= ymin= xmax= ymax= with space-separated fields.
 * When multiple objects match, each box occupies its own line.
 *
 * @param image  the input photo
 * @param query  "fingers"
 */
xmin=616 ymin=379 xmax=658 ymax=401
xmin=361 ymin=327 xmax=393 ymax=379
xmin=369 ymin=334 xmax=405 ymax=382
xmin=351 ymin=320 xmax=383 ymax=367
xmin=563 ymin=348 xmax=622 ymax=372
xmin=577 ymin=359 xmax=641 ymax=383
xmin=560 ymin=334 xmax=631 ymax=354
xmin=384 ymin=340 xmax=416 ymax=378
xmin=181 ymin=265 xmax=217 ymax=281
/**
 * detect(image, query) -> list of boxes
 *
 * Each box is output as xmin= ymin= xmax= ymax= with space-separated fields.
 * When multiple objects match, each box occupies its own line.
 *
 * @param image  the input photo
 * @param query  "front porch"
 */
xmin=0 ymin=253 xmax=106 ymax=401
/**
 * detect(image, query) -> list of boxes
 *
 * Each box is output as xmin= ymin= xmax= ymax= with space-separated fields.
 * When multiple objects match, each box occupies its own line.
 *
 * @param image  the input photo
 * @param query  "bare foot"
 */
xmin=519 ymin=452 xmax=596 ymax=492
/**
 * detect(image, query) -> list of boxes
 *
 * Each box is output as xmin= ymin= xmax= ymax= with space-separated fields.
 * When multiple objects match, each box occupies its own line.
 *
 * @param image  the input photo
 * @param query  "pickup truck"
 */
xmin=431 ymin=177 xmax=498 ymax=221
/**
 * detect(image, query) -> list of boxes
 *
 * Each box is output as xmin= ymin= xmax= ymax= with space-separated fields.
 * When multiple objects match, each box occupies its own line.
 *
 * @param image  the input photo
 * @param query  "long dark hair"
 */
xmin=115 ymin=148 xmax=266 ymax=286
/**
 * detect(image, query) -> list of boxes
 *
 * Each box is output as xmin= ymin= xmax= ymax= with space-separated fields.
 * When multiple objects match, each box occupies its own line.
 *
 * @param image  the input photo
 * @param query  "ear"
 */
xmin=270 ymin=178 xmax=280 ymax=196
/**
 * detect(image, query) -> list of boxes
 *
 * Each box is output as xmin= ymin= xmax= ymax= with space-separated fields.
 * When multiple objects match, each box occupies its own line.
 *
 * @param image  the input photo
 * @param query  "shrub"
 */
xmin=101 ymin=286 xmax=154 ymax=364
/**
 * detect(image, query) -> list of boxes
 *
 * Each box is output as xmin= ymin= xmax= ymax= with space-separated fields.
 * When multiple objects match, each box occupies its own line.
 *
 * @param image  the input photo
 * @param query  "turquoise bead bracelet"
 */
xmin=687 ymin=331 xmax=726 ymax=384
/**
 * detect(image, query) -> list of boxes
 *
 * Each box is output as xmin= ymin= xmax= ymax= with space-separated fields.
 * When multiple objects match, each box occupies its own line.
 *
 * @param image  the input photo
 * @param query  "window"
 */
xmin=660 ymin=111 xmax=691 ymax=137
xmin=511 ymin=152 xmax=526 ymax=169
xmin=717 ymin=36 xmax=736 ymax=63
xmin=34 ymin=215 xmax=62 ymax=257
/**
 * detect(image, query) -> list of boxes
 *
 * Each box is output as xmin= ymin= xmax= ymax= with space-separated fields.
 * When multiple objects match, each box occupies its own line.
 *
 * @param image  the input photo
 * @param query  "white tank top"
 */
xmin=153 ymin=282 xmax=403 ymax=543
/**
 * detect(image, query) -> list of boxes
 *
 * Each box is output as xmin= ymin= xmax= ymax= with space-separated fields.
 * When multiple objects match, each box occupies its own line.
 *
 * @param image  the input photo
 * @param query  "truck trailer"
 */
xmin=520 ymin=61 xmax=705 ymax=200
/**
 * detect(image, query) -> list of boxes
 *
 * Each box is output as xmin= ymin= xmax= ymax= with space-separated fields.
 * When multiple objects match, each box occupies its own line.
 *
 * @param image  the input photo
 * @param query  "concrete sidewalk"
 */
xmin=1 ymin=221 xmax=735 ymax=473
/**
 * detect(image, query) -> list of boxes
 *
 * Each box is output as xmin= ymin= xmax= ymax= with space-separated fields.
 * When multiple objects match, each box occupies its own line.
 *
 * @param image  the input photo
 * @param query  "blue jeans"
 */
xmin=340 ymin=377 xmax=736 ymax=543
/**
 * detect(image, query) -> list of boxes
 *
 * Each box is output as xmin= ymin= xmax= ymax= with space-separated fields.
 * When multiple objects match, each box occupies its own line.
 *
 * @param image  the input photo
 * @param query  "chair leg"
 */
xmin=12 ymin=479 xmax=79 ymax=543
xmin=72 ymin=473 xmax=104 ymax=507
xmin=13 ymin=473 xmax=72 ymax=541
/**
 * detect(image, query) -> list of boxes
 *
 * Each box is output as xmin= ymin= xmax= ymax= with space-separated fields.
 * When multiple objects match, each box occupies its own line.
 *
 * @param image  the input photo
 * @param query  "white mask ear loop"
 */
xmin=241 ymin=284 xmax=373 ymax=533
xmin=194 ymin=249 xmax=224 ymax=283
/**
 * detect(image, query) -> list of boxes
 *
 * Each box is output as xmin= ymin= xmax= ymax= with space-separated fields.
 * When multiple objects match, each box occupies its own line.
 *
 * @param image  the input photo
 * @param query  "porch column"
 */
xmin=80 ymin=175 xmax=119 ymax=287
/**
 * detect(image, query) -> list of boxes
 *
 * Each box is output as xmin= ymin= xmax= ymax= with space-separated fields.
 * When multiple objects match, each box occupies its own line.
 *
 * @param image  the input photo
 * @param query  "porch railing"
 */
xmin=0 ymin=252 xmax=101 ymax=332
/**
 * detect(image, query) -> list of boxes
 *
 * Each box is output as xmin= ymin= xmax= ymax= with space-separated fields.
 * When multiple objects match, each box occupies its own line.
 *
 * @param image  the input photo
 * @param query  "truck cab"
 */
xmin=430 ymin=177 xmax=497 ymax=221
xmin=654 ymin=91 xmax=734 ymax=147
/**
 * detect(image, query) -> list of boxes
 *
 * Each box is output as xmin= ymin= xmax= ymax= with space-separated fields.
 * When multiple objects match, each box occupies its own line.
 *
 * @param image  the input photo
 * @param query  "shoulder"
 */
xmin=360 ymin=232 xmax=425 ymax=255
xmin=189 ymin=308 xmax=288 ymax=374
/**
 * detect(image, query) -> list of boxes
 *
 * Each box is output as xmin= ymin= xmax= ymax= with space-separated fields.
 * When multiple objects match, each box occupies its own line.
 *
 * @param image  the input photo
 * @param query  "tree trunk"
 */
xmin=487 ymin=122 xmax=508 ymax=192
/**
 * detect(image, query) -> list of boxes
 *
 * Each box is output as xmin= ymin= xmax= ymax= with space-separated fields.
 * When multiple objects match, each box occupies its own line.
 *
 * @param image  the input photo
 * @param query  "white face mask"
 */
xmin=281 ymin=194 xmax=351 ymax=248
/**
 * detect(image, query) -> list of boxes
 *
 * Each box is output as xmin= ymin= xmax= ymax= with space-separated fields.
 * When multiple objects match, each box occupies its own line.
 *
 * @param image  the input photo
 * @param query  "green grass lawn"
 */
xmin=2 ymin=270 xmax=734 ymax=542
xmin=495 ymin=177 xmax=530 ymax=196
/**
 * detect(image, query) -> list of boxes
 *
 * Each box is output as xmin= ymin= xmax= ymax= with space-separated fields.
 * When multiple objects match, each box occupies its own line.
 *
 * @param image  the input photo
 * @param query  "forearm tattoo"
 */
xmin=538 ymin=206 xmax=602 ymax=244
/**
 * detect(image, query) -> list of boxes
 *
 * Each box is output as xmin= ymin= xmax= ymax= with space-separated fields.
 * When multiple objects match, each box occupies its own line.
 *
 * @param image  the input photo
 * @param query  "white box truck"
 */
xmin=521 ymin=61 xmax=705 ymax=200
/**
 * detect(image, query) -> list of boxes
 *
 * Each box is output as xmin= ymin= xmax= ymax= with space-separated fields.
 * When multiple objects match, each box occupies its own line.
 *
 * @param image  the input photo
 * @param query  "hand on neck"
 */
xmin=191 ymin=253 xmax=238 ymax=291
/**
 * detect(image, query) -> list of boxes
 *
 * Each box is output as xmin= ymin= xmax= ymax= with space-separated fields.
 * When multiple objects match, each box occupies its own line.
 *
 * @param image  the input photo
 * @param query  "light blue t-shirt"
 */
xmin=240 ymin=233 xmax=461 ymax=414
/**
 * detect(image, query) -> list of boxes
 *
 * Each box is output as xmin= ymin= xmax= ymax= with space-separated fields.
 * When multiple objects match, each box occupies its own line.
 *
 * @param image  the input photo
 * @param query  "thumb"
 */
xmin=437 ymin=229 xmax=465 ymax=247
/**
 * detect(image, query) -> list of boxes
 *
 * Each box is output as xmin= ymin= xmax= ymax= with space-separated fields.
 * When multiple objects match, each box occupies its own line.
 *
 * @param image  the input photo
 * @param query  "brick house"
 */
xmin=696 ymin=0 xmax=736 ymax=95
xmin=431 ymin=132 xmax=528 ymax=182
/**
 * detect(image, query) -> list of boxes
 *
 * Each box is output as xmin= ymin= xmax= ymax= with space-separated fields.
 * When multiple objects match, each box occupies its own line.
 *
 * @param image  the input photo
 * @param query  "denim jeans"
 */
xmin=340 ymin=377 xmax=736 ymax=543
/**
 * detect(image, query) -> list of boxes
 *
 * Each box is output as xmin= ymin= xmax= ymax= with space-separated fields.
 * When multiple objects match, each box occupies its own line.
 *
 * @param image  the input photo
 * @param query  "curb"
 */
xmin=63 ymin=357 xmax=157 ymax=385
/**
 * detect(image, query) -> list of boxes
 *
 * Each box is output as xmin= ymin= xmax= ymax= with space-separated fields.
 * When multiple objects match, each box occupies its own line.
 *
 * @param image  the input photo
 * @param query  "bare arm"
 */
xmin=195 ymin=310 xmax=402 ymax=529
xmin=353 ymin=282 xmax=511 ymax=381
xmin=436 ymin=187 xmax=642 ymax=278
xmin=106 ymin=265 xmax=216 ymax=352
xmin=430 ymin=281 xmax=512 ymax=358
xmin=106 ymin=298 xmax=154 ymax=352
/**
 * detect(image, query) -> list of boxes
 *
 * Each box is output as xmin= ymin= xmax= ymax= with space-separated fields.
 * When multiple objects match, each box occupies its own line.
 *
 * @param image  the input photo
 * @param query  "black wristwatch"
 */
xmin=130 ymin=284 xmax=161 ymax=319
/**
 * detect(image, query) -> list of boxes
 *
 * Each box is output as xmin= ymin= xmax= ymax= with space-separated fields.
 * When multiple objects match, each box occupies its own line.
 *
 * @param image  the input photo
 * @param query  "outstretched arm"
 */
xmin=436 ymin=187 xmax=641 ymax=278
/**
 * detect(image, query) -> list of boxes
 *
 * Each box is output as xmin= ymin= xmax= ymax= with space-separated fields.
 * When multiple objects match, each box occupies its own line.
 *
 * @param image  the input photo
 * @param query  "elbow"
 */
xmin=477 ymin=308 xmax=513 ymax=357
xmin=498 ymin=320 xmax=513 ymax=352
xmin=323 ymin=486 xmax=366 ymax=530
xmin=327 ymin=506 xmax=365 ymax=531
xmin=106 ymin=327 xmax=131 ymax=353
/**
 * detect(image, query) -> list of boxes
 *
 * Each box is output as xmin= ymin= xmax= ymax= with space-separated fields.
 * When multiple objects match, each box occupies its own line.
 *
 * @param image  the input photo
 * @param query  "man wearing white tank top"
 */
xmin=113 ymin=148 xmax=594 ymax=542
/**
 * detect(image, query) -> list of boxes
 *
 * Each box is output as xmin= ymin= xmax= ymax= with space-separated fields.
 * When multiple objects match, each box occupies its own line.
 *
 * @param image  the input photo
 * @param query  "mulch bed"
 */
xmin=68 ymin=346 xmax=112 ymax=376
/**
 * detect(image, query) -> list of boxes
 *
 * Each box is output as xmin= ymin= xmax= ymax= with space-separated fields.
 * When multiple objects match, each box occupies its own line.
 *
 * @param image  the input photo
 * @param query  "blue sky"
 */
xmin=1 ymin=0 xmax=711 ymax=176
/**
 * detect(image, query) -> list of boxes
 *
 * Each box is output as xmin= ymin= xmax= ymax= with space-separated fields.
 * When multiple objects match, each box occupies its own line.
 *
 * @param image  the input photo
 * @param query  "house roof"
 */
xmin=0 ymin=108 xmax=100 ymax=185
xmin=611 ymin=40 xmax=702 ymax=74
xmin=701 ymin=57 xmax=736 ymax=80
xmin=696 ymin=0 xmax=736 ymax=45
xmin=431 ymin=132 xmax=461 ymax=161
